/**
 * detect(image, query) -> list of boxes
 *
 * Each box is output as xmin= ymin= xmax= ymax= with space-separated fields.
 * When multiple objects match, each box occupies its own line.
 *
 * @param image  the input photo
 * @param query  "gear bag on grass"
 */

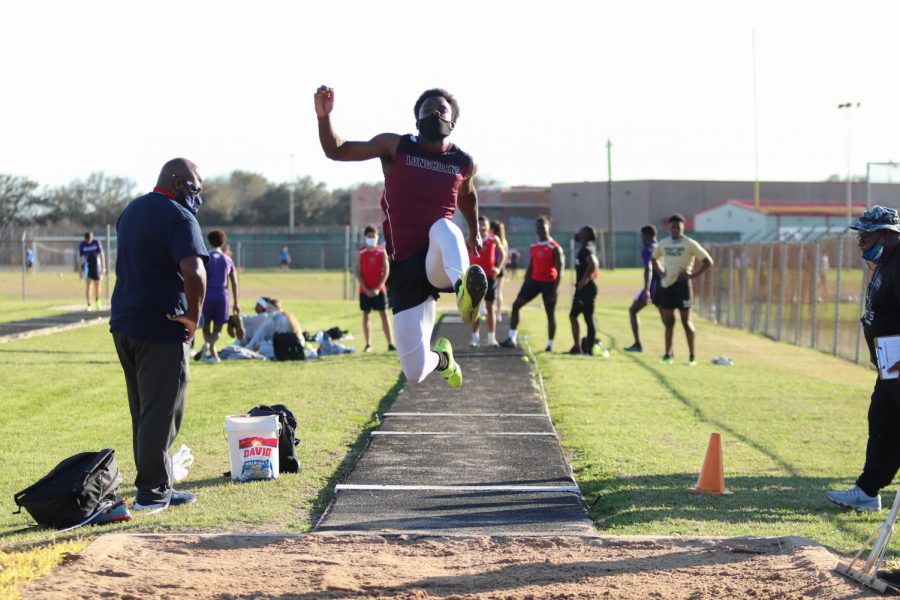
xmin=248 ymin=405 xmax=301 ymax=472
xmin=13 ymin=449 xmax=122 ymax=529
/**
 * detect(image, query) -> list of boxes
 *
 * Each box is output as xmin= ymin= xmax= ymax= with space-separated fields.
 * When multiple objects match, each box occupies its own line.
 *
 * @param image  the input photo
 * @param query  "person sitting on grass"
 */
xmin=245 ymin=298 xmax=301 ymax=360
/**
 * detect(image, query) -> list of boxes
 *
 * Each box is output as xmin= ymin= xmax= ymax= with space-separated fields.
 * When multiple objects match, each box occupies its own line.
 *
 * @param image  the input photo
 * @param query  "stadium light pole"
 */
xmin=837 ymin=102 xmax=861 ymax=224
xmin=288 ymin=153 xmax=295 ymax=234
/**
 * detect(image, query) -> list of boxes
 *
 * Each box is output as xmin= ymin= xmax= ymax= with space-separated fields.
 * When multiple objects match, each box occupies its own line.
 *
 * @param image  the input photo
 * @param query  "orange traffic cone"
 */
xmin=694 ymin=432 xmax=733 ymax=495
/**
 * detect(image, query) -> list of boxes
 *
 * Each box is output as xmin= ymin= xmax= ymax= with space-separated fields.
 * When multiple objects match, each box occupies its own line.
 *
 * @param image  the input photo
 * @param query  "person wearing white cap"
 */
xmin=235 ymin=298 xmax=274 ymax=347
xmin=828 ymin=205 xmax=900 ymax=516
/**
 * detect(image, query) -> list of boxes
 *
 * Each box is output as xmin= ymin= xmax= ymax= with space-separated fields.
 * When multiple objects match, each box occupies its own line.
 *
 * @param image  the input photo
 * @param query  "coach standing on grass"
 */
xmin=828 ymin=206 xmax=900 ymax=516
xmin=110 ymin=158 xmax=209 ymax=512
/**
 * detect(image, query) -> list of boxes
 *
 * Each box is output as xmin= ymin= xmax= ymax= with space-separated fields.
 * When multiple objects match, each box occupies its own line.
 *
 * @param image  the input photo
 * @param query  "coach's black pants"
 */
xmin=112 ymin=332 xmax=189 ymax=504
xmin=857 ymin=378 xmax=900 ymax=497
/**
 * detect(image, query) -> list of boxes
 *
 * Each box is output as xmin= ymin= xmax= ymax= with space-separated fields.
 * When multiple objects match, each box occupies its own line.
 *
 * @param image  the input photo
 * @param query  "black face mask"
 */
xmin=179 ymin=182 xmax=203 ymax=215
xmin=417 ymin=115 xmax=453 ymax=142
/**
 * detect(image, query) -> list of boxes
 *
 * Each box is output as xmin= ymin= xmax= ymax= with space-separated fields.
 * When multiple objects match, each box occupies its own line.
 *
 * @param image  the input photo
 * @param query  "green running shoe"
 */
xmin=455 ymin=264 xmax=488 ymax=323
xmin=433 ymin=337 xmax=462 ymax=388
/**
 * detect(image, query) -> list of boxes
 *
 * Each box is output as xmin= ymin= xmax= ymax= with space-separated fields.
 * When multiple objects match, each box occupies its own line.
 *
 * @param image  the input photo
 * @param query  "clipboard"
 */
xmin=875 ymin=335 xmax=900 ymax=380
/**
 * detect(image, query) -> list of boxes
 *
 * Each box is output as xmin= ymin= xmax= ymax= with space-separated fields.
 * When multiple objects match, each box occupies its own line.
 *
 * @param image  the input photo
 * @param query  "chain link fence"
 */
xmin=695 ymin=234 xmax=870 ymax=364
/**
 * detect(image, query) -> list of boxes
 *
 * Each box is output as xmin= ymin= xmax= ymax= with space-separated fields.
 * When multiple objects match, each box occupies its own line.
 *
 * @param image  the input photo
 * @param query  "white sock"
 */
xmin=546 ymin=339 xmax=554 ymax=350
xmin=471 ymin=332 xmax=480 ymax=345
xmin=487 ymin=332 xmax=497 ymax=345
xmin=509 ymin=329 xmax=518 ymax=343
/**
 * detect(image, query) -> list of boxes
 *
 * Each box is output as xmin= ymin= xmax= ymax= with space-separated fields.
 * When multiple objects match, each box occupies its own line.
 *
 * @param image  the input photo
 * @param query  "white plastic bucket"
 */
xmin=224 ymin=414 xmax=281 ymax=482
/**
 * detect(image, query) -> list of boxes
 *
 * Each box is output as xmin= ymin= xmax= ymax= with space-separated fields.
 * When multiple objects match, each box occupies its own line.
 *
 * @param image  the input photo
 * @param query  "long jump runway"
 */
xmin=315 ymin=315 xmax=595 ymax=535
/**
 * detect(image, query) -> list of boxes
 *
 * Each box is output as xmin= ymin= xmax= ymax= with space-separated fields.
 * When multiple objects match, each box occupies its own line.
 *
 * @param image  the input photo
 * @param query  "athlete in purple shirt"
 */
xmin=78 ymin=231 xmax=105 ymax=311
xmin=197 ymin=230 xmax=239 ymax=363
xmin=624 ymin=225 xmax=660 ymax=352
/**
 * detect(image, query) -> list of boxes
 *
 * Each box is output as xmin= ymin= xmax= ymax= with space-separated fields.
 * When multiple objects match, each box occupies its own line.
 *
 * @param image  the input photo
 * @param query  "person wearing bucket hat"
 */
xmin=827 ymin=205 xmax=900 ymax=513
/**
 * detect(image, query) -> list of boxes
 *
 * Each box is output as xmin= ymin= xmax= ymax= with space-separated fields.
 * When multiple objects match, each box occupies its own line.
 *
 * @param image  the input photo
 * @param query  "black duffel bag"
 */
xmin=13 ymin=449 xmax=122 ymax=529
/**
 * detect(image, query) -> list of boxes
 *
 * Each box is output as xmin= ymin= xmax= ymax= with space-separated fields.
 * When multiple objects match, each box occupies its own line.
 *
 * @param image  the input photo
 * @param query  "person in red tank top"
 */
xmin=468 ymin=216 xmax=507 ymax=347
xmin=355 ymin=225 xmax=395 ymax=353
xmin=315 ymin=86 xmax=488 ymax=389
xmin=501 ymin=216 xmax=565 ymax=352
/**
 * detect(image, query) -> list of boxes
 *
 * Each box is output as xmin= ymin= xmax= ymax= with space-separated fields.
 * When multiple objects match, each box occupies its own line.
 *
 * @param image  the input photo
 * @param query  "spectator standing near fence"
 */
xmin=356 ymin=225 xmax=395 ymax=353
xmin=195 ymin=230 xmax=239 ymax=364
xmin=110 ymin=158 xmax=208 ymax=512
xmin=79 ymin=231 xmax=105 ymax=311
xmin=651 ymin=214 xmax=713 ymax=366
xmin=501 ymin=215 xmax=564 ymax=352
xmin=280 ymin=246 xmax=291 ymax=270
xmin=624 ymin=225 xmax=660 ymax=352
xmin=25 ymin=247 xmax=35 ymax=273
xmin=490 ymin=220 xmax=509 ymax=322
xmin=314 ymin=85 xmax=487 ymax=389
xmin=827 ymin=206 xmax=900 ymax=513
xmin=470 ymin=215 xmax=506 ymax=346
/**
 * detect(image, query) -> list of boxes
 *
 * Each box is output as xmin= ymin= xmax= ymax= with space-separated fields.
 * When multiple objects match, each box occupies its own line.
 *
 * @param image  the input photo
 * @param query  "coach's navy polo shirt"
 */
xmin=110 ymin=189 xmax=209 ymax=343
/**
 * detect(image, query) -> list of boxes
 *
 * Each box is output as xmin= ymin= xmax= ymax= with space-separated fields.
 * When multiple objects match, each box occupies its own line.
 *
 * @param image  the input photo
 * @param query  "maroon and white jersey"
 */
xmin=381 ymin=134 xmax=473 ymax=261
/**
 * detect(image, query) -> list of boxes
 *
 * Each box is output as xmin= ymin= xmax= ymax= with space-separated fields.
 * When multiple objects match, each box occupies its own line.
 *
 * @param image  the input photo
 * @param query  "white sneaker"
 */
xmin=826 ymin=485 xmax=882 ymax=512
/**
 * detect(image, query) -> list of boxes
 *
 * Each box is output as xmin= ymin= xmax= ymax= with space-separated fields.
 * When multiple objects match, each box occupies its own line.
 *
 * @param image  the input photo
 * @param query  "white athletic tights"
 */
xmin=394 ymin=219 xmax=469 ymax=383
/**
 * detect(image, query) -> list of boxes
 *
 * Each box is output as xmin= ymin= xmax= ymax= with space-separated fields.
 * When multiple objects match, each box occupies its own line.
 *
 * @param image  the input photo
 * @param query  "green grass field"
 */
xmin=0 ymin=268 xmax=887 ymax=596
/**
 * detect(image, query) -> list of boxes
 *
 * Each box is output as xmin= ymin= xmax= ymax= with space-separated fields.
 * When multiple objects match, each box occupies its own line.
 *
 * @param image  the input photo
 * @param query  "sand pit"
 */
xmin=23 ymin=533 xmax=881 ymax=599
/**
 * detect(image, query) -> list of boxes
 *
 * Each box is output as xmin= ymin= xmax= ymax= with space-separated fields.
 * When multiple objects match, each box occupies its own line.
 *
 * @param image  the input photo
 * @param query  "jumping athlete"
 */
xmin=314 ymin=85 xmax=487 ymax=388
xmin=469 ymin=215 xmax=507 ymax=346
xmin=356 ymin=225 xmax=395 ymax=353
xmin=624 ymin=225 xmax=660 ymax=352
xmin=569 ymin=226 xmax=600 ymax=355
xmin=501 ymin=216 xmax=564 ymax=351
xmin=79 ymin=231 xmax=105 ymax=311
xmin=652 ymin=214 xmax=713 ymax=365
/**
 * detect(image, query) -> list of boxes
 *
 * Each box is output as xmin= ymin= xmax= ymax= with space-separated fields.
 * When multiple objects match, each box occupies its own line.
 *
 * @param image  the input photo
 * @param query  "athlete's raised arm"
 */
xmin=314 ymin=86 xmax=400 ymax=162
xmin=457 ymin=159 xmax=482 ymax=256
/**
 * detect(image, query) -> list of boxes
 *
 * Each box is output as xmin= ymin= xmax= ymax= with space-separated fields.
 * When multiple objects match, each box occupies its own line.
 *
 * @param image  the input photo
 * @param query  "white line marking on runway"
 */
xmin=335 ymin=484 xmax=581 ymax=493
xmin=383 ymin=412 xmax=549 ymax=418
xmin=371 ymin=431 xmax=555 ymax=436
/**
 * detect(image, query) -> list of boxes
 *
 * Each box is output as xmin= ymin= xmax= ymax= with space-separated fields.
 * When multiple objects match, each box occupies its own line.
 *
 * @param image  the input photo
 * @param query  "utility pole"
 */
xmin=606 ymin=139 xmax=615 ymax=270
xmin=837 ymin=102 xmax=860 ymax=224
xmin=288 ymin=153 xmax=295 ymax=234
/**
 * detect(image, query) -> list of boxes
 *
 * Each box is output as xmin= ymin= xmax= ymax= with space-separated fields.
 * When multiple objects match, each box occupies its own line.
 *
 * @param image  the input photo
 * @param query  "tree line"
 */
xmin=0 ymin=170 xmax=363 ymax=244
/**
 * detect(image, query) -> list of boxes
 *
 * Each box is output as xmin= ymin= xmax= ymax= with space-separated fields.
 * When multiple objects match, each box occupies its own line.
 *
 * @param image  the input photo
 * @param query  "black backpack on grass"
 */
xmin=13 ymin=449 xmax=122 ymax=529
xmin=248 ymin=405 xmax=301 ymax=472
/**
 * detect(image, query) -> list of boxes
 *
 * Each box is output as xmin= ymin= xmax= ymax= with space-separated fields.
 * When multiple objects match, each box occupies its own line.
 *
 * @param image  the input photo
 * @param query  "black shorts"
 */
xmin=83 ymin=260 xmax=101 ymax=281
xmin=654 ymin=279 xmax=692 ymax=310
xmin=485 ymin=278 xmax=497 ymax=302
xmin=387 ymin=250 xmax=446 ymax=314
xmin=515 ymin=279 xmax=558 ymax=308
xmin=359 ymin=291 xmax=387 ymax=312
xmin=570 ymin=282 xmax=597 ymax=317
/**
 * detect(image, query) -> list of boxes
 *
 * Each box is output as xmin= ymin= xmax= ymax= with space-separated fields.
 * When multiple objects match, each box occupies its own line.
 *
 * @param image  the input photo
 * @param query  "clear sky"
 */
xmin=2 ymin=0 xmax=899 ymax=193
